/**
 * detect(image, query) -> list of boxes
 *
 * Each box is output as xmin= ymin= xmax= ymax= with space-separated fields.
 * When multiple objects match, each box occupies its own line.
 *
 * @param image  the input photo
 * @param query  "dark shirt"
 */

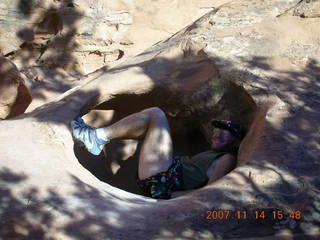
xmin=180 ymin=150 xmax=227 ymax=190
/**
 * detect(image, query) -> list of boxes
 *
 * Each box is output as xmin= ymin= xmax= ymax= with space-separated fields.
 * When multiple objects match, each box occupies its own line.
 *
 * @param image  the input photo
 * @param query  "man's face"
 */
xmin=211 ymin=128 xmax=236 ymax=150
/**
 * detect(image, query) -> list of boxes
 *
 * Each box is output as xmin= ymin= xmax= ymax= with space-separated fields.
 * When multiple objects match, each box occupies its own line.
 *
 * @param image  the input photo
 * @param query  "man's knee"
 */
xmin=143 ymin=107 xmax=166 ymax=120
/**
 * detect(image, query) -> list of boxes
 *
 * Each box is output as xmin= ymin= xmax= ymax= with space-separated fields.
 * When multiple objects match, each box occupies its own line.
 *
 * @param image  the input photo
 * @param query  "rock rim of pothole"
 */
xmin=1 ymin=0 xmax=320 ymax=239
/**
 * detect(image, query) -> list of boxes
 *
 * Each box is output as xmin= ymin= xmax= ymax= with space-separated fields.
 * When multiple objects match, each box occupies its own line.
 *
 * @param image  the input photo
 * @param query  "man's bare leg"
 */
xmin=102 ymin=107 xmax=173 ymax=180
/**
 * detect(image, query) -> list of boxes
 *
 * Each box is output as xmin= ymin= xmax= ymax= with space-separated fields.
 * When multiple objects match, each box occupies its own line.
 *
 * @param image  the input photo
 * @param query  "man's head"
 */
xmin=210 ymin=120 xmax=246 ymax=152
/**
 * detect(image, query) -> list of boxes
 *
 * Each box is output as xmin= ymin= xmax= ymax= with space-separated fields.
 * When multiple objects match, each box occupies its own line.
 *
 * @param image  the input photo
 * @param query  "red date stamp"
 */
xmin=206 ymin=210 xmax=230 ymax=219
xmin=205 ymin=209 xmax=302 ymax=220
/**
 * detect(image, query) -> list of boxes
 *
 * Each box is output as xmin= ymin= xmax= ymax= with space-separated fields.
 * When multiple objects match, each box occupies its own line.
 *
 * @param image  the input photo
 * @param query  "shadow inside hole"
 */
xmin=73 ymin=140 xmax=144 ymax=195
xmin=73 ymin=81 xmax=258 ymax=196
xmin=73 ymin=117 xmax=211 ymax=195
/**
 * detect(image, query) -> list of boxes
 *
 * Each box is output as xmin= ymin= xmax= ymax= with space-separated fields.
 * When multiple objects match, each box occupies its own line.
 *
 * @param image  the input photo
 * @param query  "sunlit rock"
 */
xmin=0 ymin=0 xmax=319 ymax=239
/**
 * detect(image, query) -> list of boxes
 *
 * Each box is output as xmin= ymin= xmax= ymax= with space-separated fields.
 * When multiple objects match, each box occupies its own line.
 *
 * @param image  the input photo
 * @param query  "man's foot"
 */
xmin=70 ymin=117 xmax=109 ymax=155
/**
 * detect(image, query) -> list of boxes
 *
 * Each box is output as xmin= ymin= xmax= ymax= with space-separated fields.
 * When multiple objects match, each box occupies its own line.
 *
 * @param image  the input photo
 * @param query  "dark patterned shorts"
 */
xmin=136 ymin=157 xmax=184 ymax=199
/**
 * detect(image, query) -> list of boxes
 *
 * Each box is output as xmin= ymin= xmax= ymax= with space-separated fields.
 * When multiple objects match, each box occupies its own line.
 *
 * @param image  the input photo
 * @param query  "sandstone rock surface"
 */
xmin=1 ymin=0 xmax=320 ymax=239
xmin=0 ymin=0 xmax=132 ymax=73
xmin=0 ymin=57 xmax=32 ymax=119
xmin=0 ymin=0 xmax=232 ymax=113
xmin=0 ymin=0 xmax=134 ymax=114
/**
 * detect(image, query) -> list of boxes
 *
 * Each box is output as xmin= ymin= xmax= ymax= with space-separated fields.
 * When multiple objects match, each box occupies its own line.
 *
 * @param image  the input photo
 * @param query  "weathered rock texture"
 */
xmin=1 ymin=0 xmax=320 ymax=239
xmin=0 ymin=0 xmax=132 ymax=74
xmin=0 ymin=57 xmax=32 ymax=119
xmin=0 ymin=0 xmax=134 ymax=114
xmin=0 ymin=0 xmax=232 ymax=114
xmin=125 ymin=0 xmax=230 ymax=56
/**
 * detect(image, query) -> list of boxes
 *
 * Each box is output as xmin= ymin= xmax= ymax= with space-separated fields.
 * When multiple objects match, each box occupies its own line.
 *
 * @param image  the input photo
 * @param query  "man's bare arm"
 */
xmin=207 ymin=154 xmax=236 ymax=184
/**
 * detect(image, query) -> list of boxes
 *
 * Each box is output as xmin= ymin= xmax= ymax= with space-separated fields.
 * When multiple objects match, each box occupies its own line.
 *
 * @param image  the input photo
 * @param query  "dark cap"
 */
xmin=211 ymin=120 xmax=246 ymax=140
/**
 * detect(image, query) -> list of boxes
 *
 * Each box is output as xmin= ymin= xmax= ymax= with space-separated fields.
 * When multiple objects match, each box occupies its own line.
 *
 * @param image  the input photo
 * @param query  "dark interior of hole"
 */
xmin=73 ymin=123 xmax=209 ymax=195
xmin=93 ymin=90 xmax=212 ymax=156
xmin=73 ymin=84 xmax=257 ymax=196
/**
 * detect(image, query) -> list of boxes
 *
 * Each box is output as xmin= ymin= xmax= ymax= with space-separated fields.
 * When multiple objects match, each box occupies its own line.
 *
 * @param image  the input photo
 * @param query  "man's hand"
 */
xmin=207 ymin=154 xmax=236 ymax=184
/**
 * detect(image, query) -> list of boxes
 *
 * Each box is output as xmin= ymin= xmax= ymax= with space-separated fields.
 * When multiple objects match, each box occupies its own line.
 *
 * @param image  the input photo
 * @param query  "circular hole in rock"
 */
xmin=73 ymin=81 xmax=258 ymax=197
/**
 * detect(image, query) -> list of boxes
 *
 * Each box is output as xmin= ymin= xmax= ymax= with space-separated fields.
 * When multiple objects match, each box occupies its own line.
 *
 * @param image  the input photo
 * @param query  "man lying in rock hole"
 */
xmin=71 ymin=107 xmax=246 ymax=199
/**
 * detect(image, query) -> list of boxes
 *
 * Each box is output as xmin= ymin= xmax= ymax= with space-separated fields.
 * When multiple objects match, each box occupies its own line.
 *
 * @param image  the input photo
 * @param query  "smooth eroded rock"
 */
xmin=0 ymin=57 xmax=32 ymax=119
xmin=0 ymin=0 xmax=320 ymax=239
